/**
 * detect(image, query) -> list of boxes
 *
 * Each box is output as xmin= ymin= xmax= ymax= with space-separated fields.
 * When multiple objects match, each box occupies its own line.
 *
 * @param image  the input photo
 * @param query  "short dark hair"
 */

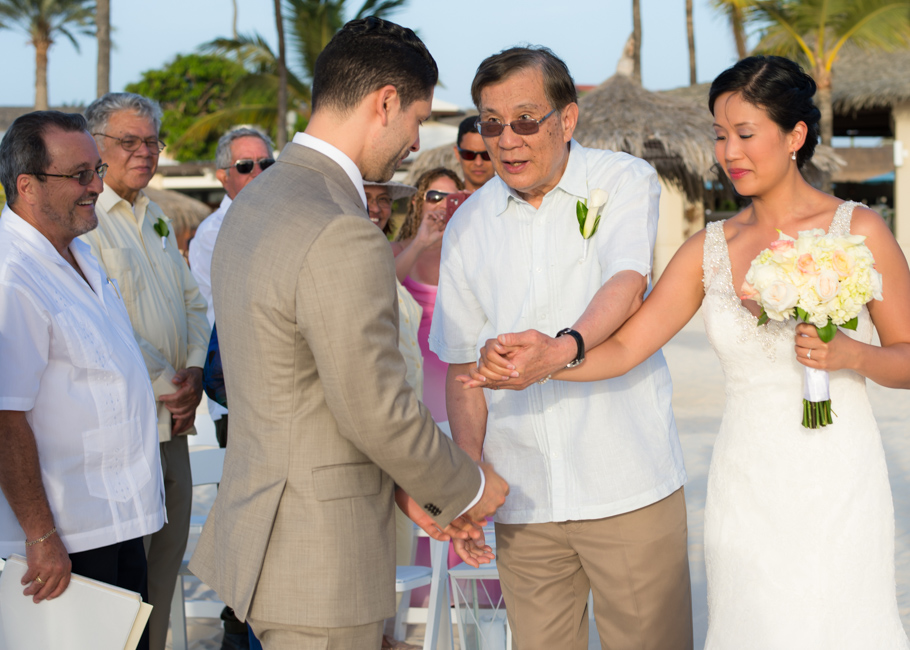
xmin=456 ymin=116 xmax=478 ymax=147
xmin=0 ymin=111 xmax=88 ymax=206
xmin=311 ymin=17 xmax=437 ymax=115
xmin=471 ymin=46 xmax=578 ymax=112
xmin=709 ymin=55 xmax=820 ymax=169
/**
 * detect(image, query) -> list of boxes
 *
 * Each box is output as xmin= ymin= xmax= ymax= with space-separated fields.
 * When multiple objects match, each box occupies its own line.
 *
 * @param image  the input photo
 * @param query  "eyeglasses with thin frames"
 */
xmin=457 ymin=147 xmax=491 ymax=161
xmin=475 ymin=109 xmax=557 ymax=138
xmin=30 ymin=163 xmax=108 ymax=186
xmin=221 ymin=158 xmax=275 ymax=175
xmin=94 ymin=133 xmax=166 ymax=154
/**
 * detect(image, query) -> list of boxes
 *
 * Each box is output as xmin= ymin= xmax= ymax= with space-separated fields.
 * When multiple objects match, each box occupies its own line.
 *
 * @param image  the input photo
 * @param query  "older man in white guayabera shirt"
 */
xmin=81 ymin=93 xmax=209 ymax=650
xmin=0 ymin=111 xmax=164 ymax=650
xmin=430 ymin=47 xmax=692 ymax=650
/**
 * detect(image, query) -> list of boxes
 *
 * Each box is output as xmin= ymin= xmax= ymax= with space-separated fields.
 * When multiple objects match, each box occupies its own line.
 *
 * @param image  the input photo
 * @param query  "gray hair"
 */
xmin=0 ymin=111 xmax=88 ymax=206
xmin=215 ymin=126 xmax=275 ymax=169
xmin=84 ymin=92 xmax=163 ymax=139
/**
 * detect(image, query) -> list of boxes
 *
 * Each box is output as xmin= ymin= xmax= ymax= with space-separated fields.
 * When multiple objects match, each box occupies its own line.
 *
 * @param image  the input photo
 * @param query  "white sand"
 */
xmin=176 ymin=311 xmax=910 ymax=649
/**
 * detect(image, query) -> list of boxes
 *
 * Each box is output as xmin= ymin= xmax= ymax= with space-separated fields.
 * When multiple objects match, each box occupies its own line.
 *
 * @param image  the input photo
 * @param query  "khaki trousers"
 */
xmin=247 ymin=617 xmax=383 ymax=650
xmin=495 ymin=488 xmax=693 ymax=650
xmin=143 ymin=434 xmax=192 ymax=650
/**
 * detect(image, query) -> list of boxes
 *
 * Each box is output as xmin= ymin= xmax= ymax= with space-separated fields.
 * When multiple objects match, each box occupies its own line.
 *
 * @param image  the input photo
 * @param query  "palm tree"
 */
xmin=275 ymin=0 xmax=288 ymax=148
xmin=0 ymin=0 xmax=95 ymax=110
xmin=749 ymin=0 xmax=910 ymax=146
xmin=178 ymin=0 xmax=408 ymax=147
xmin=96 ymin=0 xmax=109 ymax=96
xmin=687 ymin=0 xmax=697 ymax=84
xmin=712 ymin=0 xmax=751 ymax=60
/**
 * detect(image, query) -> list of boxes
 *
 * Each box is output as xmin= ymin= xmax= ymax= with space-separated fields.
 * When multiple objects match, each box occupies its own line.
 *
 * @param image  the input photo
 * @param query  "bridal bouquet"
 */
xmin=741 ymin=228 xmax=883 ymax=428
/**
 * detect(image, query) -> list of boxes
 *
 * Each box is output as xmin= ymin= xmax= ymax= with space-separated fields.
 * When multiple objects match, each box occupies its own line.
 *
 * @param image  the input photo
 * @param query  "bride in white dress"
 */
xmin=462 ymin=56 xmax=910 ymax=647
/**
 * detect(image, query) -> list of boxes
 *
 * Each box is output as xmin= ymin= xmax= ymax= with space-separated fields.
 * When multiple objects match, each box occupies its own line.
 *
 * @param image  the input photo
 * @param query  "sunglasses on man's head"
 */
xmin=224 ymin=158 xmax=275 ymax=174
xmin=475 ymin=109 xmax=557 ymax=138
xmin=457 ymin=147 xmax=491 ymax=162
xmin=425 ymin=190 xmax=450 ymax=204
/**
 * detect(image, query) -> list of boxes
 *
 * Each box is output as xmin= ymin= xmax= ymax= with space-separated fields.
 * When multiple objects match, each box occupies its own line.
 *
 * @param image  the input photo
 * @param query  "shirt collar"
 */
xmin=1 ymin=203 xmax=99 ymax=280
xmin=98 ymin=182 xmax=150 ymax=216
xmin=291 ymin=132 xmax=368 ymax=210
xmin=487 ymin=139 xmax=588 ymax=216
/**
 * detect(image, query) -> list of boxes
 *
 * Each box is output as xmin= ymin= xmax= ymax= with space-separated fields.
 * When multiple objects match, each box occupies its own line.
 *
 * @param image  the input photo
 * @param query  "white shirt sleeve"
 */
xmin=593 ymin=156 xmax=662 ymax=282
xmin=0 ymin=283 xmax=50 ymax=411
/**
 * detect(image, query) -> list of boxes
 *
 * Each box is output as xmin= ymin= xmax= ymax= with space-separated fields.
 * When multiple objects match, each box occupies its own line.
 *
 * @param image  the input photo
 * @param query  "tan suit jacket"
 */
xmin=189 ymin=143 xmax=481 ymax=628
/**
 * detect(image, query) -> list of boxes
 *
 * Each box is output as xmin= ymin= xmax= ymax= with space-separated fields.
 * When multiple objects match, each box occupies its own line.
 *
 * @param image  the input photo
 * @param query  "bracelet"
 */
xmin=25 ymin=527 xmax=57 ymax=547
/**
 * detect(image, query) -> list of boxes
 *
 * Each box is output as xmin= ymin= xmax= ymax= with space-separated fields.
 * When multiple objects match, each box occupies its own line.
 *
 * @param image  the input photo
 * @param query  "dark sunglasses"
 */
xmin=425 ymin=190 xmax=450 ymax=204
xmin=457 ymin=147 xmax=491 ymax=161
xmin=476 ymin=109 xmax=557 ymax=138
xmin=31 ymin=163 xmax=108 ymax=186
xmin=223 ymin=158 xmax=275 ymax=174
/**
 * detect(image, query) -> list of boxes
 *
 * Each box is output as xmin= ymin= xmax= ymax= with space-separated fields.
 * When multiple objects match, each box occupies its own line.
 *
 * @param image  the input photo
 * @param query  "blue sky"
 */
xmin=1 ymin=0 xmax=745 ymax=109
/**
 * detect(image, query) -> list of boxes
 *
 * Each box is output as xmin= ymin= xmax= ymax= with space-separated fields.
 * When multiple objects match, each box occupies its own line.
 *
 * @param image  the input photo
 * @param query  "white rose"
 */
xmin=760 ymin=280 xmax=799 ymax=316
xmin=871 ymin=269 xmax=883 ymax=301
xmin=747 ymin=264 xmax=781 ymax=292
xmin=814 ymin=269 xmax=840 ymax=303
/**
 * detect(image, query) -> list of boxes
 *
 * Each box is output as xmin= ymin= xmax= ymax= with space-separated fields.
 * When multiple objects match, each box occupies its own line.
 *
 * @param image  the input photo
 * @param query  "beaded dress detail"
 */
xmin=700 ymin=202 xmax=909 ymax=648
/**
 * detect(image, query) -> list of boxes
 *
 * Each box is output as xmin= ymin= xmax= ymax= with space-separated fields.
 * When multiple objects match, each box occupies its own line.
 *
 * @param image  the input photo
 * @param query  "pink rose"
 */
xmin=740 ymin=281 xmax=759 ymax=300
xmin=769 ymin=239 xmax=795 ymax=253
xmin=831 ymin=250 xmax=854 ymax=278
xmin=796 ymin=253 xmax=817 ymax=275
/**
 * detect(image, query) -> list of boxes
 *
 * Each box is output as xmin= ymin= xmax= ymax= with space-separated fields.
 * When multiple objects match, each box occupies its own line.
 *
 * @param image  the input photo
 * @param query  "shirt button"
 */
xmin=551 ymin=452 xmax=558 ymax=459
xmin=536 ymin=267 xmax=542 ymax=273
xmin=547 ymin=407 xmax=553 ymax=413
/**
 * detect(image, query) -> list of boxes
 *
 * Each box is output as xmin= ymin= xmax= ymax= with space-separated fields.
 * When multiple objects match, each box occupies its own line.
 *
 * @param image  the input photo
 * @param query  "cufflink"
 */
xmin=424 ymin=503 xmax=441 ymax=516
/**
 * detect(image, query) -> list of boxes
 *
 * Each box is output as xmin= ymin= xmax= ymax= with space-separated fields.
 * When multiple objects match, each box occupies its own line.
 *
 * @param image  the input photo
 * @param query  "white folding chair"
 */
xmin=170 ymin=446 xmax=226 ymax=650
xmin=395 ymin=534 xmax=454 ymax=650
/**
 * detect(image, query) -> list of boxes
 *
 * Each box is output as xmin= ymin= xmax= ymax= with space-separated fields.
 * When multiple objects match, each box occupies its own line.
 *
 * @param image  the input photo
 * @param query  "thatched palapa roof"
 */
xmin=831 ymin=47 xmax=910 ymax=113
xmin=144 ymin=188 xmax=211 ymax=234
xmin=403 ymin=145 xmax=461 ymax=186
xmin=574 ymin=74 xmax=717 ymax=202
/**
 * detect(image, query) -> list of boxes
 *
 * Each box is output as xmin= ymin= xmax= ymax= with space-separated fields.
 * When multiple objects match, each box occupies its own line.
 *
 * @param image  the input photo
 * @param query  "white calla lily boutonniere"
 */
xmin=576 ymin=188 xmax=608 ymax=261
xmin=153 ymin=217 xmax=169 ymax=250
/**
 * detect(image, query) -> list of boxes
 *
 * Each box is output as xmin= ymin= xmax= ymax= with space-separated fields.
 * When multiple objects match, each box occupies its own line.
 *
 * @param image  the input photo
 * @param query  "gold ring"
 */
xmin=34 ymin=576 xmax=44 ymax=584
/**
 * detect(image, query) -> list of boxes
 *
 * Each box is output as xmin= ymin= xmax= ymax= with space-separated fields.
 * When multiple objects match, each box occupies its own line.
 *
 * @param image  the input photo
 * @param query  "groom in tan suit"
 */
xmin=189 ymin=17 xmax=508 ymax=649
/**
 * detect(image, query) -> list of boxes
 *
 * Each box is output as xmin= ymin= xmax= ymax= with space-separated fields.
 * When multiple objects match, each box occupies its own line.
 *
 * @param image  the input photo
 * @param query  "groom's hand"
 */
xmin=394 ymin=487 xmax=485 ymax=542
xmin=473 ymin=329 xmax=576 ymax=390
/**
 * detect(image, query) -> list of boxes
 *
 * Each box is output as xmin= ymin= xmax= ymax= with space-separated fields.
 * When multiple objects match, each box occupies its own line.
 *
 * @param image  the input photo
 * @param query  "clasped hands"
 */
xmin=396 ymin=462 xmax=509 ymax=568
xmin=159 ymin=367 xmax=204 ymax=435
xmin=457 ymin=329 xmax=577 ymax=390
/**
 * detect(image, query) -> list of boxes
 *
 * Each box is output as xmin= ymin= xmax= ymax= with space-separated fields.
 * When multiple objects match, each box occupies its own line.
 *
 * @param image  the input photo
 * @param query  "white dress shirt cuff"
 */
xmin=457 ymin=466 xmax=486 ymax=518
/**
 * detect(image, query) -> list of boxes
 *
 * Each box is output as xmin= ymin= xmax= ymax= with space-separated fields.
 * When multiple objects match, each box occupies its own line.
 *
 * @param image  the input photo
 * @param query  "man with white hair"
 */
xmin=80 ymin=92 xmax=210 ymax=650
xmin=189 ymin=125 xmax=274 ymax=448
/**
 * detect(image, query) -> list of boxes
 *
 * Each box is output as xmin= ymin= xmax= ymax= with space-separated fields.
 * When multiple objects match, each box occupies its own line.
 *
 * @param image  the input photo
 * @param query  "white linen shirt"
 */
xmin=430 ymin=140 xmax=686 ymax=524
xmin=189 ymin=194 xmax=231 ymax=420
xmin=0 ymin=206 xmax=165 ymax=556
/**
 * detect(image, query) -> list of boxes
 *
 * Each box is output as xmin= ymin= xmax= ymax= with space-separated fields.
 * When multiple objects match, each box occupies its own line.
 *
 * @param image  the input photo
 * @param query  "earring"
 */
xmin=791 ymin=151 xmax=797 ymax=161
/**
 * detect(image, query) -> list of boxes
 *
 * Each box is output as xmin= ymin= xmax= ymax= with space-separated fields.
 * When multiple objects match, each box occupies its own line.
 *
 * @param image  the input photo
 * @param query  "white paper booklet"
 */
xmin=0 ymin=554 xmax=152 ymax=650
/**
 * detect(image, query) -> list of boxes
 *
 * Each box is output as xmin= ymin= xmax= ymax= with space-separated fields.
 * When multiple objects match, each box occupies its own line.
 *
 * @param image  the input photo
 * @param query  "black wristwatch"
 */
xmin=556 ymin=328 xmax=585 ymax=368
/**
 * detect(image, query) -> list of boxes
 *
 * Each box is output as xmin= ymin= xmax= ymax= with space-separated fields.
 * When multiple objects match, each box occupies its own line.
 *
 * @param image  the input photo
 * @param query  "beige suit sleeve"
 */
xmin=297 ymin=214 xmax=480 ymax=528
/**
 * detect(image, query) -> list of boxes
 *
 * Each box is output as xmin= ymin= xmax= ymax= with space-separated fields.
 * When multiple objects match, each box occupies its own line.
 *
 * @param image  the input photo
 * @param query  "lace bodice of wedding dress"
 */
xmin=700 ymin=201 xmax=909 ymax=648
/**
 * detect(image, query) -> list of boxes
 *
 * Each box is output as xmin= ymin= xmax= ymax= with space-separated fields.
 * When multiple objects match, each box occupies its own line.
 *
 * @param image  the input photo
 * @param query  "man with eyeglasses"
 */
xmin=0 ymin=111 xmax=164 ymax=650
xmin=80 ymin=92 xmax=209 ymax=650
xmin=452 ymin=115 xmax=495 ymax=191
xmin=431 ymin=47 xmax=692 ymax=649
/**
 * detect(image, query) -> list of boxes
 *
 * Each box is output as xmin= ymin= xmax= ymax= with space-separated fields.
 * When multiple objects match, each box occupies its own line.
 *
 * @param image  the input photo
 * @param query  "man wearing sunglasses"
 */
xmin=452 ymin=115 xmax=494 ymax=191
xmin=190 ymin=126 xmax=274 ymax=437
xmin=0 ymin=111 xmax=165 ymax=650
xmin=431 ymin=47 xmax=692 ymax=650
xmin=80 ymin=93 xmax=209 ymax=650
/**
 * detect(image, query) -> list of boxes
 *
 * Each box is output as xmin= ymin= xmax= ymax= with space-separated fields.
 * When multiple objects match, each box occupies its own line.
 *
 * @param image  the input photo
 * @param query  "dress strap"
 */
xmin=702 ymin=220 xmax=730 ymax=293
xmin=828 ymin=201 xmax=860 ymax=236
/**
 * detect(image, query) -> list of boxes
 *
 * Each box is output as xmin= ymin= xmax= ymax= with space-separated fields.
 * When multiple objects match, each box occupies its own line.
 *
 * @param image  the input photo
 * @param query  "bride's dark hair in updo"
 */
xmin=708 ymin=55 xmax=821 ymax=169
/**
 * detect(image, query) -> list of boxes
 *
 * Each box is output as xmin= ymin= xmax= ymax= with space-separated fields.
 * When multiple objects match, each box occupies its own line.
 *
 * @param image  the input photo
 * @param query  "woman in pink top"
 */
xmin=391 ymin=168 xmax=463 ymax=424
